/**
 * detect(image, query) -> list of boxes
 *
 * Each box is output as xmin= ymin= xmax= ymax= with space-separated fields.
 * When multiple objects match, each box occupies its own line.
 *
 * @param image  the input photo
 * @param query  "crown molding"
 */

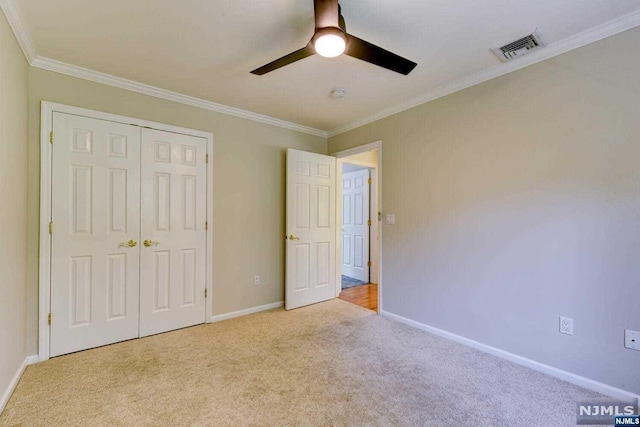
xmin=30 ymin=56 xmax=328 ymax=138
xmin=4 ymin=0 xmax=640 ymax=140
xmin=0 ymin=0 xmax=35 ymax=62
xmin=0 ymin=0 xmax=327 ymax=137
xmin=327 ymin=9 xmax=640 ymax=138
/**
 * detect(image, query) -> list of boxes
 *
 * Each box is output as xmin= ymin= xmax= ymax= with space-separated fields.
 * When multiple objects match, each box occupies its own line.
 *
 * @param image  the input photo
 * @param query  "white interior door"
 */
xmin=139 ymin=128 xmax=208 ymax=336
xmin=50 ymin=113 xmax=141 ymax=357
xmin=286 ymin=149 xmax=336 ymax=310
xmin=342 ymin=169 xmax=370 ymax=282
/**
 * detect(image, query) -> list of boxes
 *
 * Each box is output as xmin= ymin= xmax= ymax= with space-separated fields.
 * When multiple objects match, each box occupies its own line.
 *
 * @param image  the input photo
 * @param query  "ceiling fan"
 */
xmin=250 ymin=0 xmax=417 ymax=76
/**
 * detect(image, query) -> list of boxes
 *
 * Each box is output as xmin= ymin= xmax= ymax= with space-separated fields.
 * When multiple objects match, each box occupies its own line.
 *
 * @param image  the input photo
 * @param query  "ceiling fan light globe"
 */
xmin=314 ymin=30 xmax=346 ymax=58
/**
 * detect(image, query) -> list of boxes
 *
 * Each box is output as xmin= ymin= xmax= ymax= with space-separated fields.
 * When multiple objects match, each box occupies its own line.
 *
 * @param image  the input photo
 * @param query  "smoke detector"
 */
xmin=492 ymin=29 xmax=546 ymax=62
xmin=330 ymin=88 xmax=346 ymax=99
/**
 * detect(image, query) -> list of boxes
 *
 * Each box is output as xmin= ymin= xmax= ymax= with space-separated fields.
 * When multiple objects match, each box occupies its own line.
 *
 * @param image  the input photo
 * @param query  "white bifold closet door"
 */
xmin=50 ymin=112 xmax=207 ymax=357
xmin=50 ymin=113 xmax=142 ymax=357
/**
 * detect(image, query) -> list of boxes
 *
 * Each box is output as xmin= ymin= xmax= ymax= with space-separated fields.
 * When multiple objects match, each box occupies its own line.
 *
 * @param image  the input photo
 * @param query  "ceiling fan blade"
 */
xmin=345 ymin=34 xmax=417 ymax=75
xmin=314 ymin=0 xmax=340 ymax=29
xmin=250 ymin=44 xmax=315 ymax=75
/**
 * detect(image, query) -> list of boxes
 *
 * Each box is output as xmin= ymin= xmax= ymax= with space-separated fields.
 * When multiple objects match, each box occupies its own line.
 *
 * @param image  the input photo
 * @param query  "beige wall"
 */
xmin=329 ymin=27 xmax=640 ymax=394
xmin=26 ymin=68 xmax=327 ymax=355
xmin=340 ymin=149 xmax=378 ymax=165
xmin=0 ymin=11 xmax=29 ymax=405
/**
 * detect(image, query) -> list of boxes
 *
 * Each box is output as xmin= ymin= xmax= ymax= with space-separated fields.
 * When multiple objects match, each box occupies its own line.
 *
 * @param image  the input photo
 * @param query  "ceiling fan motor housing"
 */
xmin=312 ymin=5 xmax=348 ymax=57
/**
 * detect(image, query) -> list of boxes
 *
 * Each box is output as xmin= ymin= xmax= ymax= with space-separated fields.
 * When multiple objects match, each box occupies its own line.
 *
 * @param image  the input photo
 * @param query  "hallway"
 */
xmin=339 ymin=283 xmax=378 ymax=312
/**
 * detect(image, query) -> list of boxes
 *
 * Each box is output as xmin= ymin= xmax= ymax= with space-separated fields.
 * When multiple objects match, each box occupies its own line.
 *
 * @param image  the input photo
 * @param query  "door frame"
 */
xmin=332 ymin=141 xmax=382 ymax=313
xmin=39 ymin=101 xmax=214 ymax=361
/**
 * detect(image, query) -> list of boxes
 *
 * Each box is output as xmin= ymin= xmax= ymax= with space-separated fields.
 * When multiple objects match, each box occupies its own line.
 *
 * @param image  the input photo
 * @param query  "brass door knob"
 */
xmin=288 ymin=234 xmax=300 ymax=241
xmin=143 ymin=240 xmax=160 ymax=247
xmin=120 ymin=240 xmax=137 ymax=248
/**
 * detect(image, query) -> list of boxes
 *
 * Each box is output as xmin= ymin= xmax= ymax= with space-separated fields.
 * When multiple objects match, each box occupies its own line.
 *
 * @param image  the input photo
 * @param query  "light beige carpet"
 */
xmin=1 ymin=299 xmax=601 ymax=426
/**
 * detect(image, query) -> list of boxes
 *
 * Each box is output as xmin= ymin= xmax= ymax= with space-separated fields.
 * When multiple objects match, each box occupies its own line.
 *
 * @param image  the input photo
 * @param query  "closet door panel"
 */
xmin=50 ymin=113 xmax=141 ymax=357
xmin=139 ymin=128 xmax=207 ymax=336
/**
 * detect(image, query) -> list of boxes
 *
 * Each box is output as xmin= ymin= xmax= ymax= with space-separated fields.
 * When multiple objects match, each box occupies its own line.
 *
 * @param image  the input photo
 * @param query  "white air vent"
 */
xmin=492 ymin=29 xmax=546 ymax=62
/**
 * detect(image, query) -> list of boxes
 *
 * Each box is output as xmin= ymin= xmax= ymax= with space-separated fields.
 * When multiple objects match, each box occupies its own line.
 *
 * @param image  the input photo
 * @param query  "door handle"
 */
xmin=143 ymin=240 xmax=160 ymax=247
xmin=119 ymin=239 xmax=137 ymax=248
xmin=288 ymin=234 xmax=300 ymax=241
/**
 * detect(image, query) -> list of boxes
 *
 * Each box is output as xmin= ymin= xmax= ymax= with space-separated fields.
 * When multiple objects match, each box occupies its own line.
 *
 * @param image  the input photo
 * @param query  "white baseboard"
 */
xmin=381 ymin=310 xmax=640 ymax=402
xmin=0 ymin=355 xmax=38 ymax=414
xmin=210 ymin=301 xmax=284 ymax=323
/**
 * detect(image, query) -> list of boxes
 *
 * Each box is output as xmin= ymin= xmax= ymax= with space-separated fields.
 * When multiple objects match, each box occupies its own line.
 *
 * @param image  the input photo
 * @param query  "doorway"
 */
xmin=341 ymin=166 xmax=370 ymax=284
xmin=334 ymin=142 xmax=381 ymax=312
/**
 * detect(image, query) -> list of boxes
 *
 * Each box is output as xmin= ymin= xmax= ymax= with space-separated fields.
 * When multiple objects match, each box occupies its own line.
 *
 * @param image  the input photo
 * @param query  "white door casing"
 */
xmin=286 ymin=149 xmax=336 ymax=310
xmin=333 ymin=141 xmax=382 ymax=302
xmin=50 ymin=113 xmax=141 ymax=357
xmin=139 ymin=128 xmax=208 ymax=336
xmin=342 ymin=169 xmax=370 ymax=282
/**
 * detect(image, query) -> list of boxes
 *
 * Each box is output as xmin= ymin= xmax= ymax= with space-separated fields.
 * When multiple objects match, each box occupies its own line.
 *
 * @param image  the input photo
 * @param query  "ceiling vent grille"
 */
xmin=492 ymin=29 xmax=546 ymax=62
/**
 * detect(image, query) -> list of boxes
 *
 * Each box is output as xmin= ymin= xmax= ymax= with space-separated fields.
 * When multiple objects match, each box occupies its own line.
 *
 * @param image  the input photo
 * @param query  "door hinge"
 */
xmin=367 ymin=219 xmax=372 ymax=226
xmin=205 ymin=221 xmax=208 ymax=230
xmin=49 ymin=131 xmax=54 ymax=144
xmin=204 ymin=288 xmax=208 ymax=298
xmin=48 ymin=313 xmax=52 ymax=325
xmin=49 ymin=222 xmax=53 ymax=234
xmin=206 ymin=154 xmax=209 ymax=163
xmin=367 ymin=261 xmax=372 ymax=267
xmin=368 ymin=178 xmax=372 ymax=185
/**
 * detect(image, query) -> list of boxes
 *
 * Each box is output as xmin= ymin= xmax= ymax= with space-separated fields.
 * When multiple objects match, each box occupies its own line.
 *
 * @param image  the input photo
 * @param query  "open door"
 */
xmin=285 ymin=149 xmax=336 ymax=310
xmin=341 ymin=169 xmax=370 ymax=283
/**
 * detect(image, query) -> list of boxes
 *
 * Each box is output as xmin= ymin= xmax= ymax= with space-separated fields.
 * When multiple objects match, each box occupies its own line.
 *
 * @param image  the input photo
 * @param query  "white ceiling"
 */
xmin=10 ymin=0 xmax=640 ymax=134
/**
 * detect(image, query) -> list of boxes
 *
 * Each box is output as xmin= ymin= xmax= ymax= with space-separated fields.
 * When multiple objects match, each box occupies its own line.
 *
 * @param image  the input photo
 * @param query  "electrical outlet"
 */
xmin=559 ymin=316 xmax=573 ymax=335
xmin=624 ymin=329 xmax=640 ymax=351
xmin=254 ymin=275 xmax=260 ymax=286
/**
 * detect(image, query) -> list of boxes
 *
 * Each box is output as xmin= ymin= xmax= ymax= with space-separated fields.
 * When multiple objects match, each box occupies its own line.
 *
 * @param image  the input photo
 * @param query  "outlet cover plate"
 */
xmin=560 ymin=316 xmax=574 ymax=335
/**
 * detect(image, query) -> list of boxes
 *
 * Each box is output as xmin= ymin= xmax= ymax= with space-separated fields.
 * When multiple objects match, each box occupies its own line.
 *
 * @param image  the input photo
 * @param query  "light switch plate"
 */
xmin=385 ymin=214 xmax=395 ymax=225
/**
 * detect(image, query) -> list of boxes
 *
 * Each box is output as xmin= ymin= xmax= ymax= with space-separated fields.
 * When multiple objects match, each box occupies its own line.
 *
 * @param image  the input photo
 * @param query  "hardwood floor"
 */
xmin=339 ymin=283 xmax=378 ymax=312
